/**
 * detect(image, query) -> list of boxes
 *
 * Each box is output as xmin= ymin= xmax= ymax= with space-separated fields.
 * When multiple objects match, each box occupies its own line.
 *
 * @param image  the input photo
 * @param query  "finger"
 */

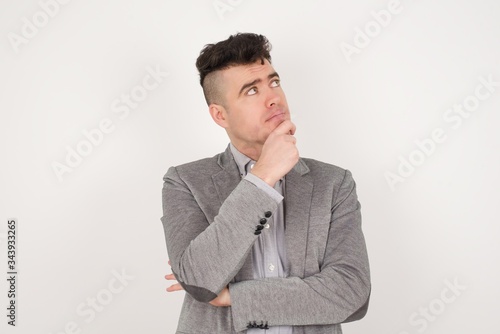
xmin=285 ymin=120 xmax=296 ymax=136
xmin=165 ymin=273 xmax=176 ymax=280
xmin=166 ymin=283 xmax=184 ymax=292
xmin=273 ymin=120 xmax=296 ymax=136
xmin=286 ymin=135 xmax=297 ymax=144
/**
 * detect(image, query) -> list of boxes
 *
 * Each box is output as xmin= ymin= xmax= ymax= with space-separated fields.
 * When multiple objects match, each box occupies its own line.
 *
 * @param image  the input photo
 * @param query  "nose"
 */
xmin=266 ymin=89 xmax=281 ymax=108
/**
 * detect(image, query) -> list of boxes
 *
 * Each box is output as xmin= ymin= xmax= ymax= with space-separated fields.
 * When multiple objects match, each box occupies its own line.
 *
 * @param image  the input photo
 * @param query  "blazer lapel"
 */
xmin=212 ymin=145 xmax=241 ymax=205
xmin=284 ymin=159 xmax=313 ymax=278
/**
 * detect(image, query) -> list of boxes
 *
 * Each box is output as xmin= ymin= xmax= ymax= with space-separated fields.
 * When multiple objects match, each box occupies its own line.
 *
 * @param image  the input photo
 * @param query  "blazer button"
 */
xmin=256 ymin=225 xmax=264 ymax=230
xmin=254 ymin=230 xmax=262 ymax=235
xmin=264 ymin=211 xmax=272 ymax=218
xmin=259 ymin=218 xmax=267 ymax=225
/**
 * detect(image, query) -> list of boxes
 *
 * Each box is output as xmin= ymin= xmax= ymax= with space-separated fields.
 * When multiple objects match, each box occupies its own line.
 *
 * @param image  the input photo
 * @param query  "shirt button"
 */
xmin=250 ymin=163 xmax=254 ymax=169
xmin=268 ymin=264 xmax=275 ymax=272
xmin=264 ymin=223 xmax=270 ymax=229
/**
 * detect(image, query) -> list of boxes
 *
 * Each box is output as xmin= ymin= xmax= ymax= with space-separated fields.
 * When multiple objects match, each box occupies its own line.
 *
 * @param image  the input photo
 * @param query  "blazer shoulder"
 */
xmin=163 ymin=153 xmax=223 ymax=182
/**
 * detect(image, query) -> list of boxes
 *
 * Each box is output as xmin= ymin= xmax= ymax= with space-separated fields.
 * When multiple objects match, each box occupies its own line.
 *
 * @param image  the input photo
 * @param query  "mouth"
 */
xmin=266 ymin=110 xmax=286 ymax=122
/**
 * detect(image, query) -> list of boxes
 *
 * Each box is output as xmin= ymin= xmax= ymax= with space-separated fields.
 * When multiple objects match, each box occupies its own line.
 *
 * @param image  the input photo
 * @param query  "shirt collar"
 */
xmin=229 ymin=143 xmax=255 ymax=177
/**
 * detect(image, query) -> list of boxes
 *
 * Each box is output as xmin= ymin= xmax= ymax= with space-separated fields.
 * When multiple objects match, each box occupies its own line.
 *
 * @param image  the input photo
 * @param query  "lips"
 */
xmin=266 ymin=110 xmax=285 ymax=122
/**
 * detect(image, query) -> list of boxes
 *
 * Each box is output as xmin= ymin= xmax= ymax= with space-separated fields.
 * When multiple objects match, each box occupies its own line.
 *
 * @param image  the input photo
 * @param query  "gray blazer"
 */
xmin=161 ymin=145 xmax=371 ymax=333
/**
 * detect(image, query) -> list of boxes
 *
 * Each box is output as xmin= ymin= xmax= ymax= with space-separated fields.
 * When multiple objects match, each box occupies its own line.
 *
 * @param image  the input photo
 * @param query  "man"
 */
xmin=161 ymin=33 xmax=370 ymax=333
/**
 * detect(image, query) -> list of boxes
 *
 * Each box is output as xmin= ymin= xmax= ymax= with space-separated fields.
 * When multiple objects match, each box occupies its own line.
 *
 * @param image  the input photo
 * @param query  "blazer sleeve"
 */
xmin=228 ymin=170 xmax=371 ymax=331
xmin=161 ymin=166 xmax=281 ymax=302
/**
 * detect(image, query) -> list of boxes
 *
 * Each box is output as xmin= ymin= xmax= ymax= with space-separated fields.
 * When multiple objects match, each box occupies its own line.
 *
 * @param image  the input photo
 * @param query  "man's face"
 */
xmin=213 ymin=59 xmax=290 ymax=148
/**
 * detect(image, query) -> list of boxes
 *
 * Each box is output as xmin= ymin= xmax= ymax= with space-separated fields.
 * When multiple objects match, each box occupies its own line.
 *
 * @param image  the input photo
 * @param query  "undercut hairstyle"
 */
xmin=195 ymin=33 xmax=272 ymax=106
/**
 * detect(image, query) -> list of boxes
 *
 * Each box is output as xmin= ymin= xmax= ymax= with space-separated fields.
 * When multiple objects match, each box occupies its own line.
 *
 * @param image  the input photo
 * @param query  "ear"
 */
xmin=208 ymin=103 xmax=229 ymax=128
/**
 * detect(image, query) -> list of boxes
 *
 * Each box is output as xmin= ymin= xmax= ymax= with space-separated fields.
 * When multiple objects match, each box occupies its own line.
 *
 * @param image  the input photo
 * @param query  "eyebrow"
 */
xmin=238 ymin=72 xmax=280 ymax=96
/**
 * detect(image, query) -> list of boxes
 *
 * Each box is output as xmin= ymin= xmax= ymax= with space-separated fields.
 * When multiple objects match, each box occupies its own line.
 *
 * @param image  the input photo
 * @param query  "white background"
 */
xmin=1 ymin=0 xmax=500 ymax=333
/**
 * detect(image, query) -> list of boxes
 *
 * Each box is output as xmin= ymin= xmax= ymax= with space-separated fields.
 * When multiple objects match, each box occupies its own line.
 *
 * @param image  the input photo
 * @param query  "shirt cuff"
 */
xmin=244 ymin=173 xmax=283 ymax=203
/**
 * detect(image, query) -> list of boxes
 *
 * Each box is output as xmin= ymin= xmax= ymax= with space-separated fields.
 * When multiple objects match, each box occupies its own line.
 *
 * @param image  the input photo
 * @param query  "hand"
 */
xmin=251 ymin=120 xmax=299 ymax=186
xmin=209 ymin=286 xmax=231 ymax=307
xmin=165 ymin=260 xmax=184 ymax=292
xmin=165 ymin=260 xmax=231 ymax=306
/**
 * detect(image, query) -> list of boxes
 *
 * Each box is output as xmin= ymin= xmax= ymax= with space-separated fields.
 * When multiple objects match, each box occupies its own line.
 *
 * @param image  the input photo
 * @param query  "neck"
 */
xmin=231 ymin=141 xmax=262 ymax=161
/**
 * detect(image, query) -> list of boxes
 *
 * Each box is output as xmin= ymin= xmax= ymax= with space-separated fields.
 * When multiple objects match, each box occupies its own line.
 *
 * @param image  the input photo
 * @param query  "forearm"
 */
xmin=230 ymin=271 xmax=370 ymax=331
xmin=229 ymin=250 xmax=370 ymax=331
xmin=161 ymin=166 xmax=280 ymax=302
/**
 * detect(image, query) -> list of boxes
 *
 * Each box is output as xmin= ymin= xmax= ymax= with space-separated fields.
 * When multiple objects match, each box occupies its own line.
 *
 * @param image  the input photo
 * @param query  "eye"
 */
xmin=247 ymin=87 xmax=257 ymax=96
xmin=270 ymin=79 xmax=280 ymax=87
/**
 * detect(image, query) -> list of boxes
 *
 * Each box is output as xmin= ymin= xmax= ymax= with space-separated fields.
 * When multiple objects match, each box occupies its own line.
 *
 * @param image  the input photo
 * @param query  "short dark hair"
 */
xmin=195 ymin=33 xmax=272 ymax=105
